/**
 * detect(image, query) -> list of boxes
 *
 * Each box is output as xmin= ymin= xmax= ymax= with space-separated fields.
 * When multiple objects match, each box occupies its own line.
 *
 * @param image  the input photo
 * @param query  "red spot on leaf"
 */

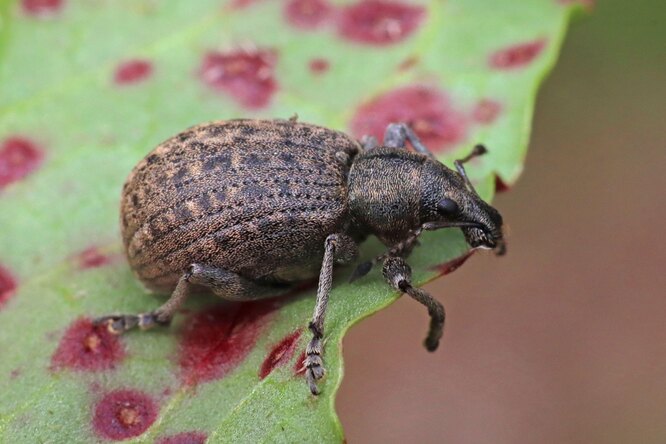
xmin=397 ymin=55 xmax=419 ymax=71
xmin=230 ymin=0 xmax=263 ymax=8
xmin=0 ymin=264 xmax=17 ymax=310
xmin=431 ymin=251 xmax=475 ymax=276
xmin=93 ymin=389 xmax=158 ymax=441
xmin=350 ymin=85 xmax=467 ymax=153
xmin=157 ymin=431 xmax=208 ymax=444
xmin=472 ymin=99 xmax=502 ymax=125
xmin=309 ymin=58 xmax=330 ymax=75
xmin=10 ymin=368 xmax=21 ymax=379
xmin=294 ymin=350 xmax=307 ymax=375
xmin=179 ymin=301 xmax=278 ymax=385
xmin=489 ymin=39 xmax=546 ymax=70
xmin=285 ymin=0 xmax=333 ymax=30
xmin=21 ymin=0 xmax=64 ymax=16
xmin=495 ymin=174 xmax=510 ymax=193
xmin=557 ymin=0 xmax=595 ymax=9
xmin=114 ymin=59 xmax=153 ymax=85
xmin=0 ymin=137 xmax=44 ymax=190
xmin=259 ymin=329 xmax=302 ymax=379
xmin=51 ymin=317 xmax=125 ymax=371
xmin=338 ymin=0 xmax=425 ymax=45
xmin=75 ymin=246 xmax=112 ymax=270
xmin=200 ymin=48 xmax=278 ymax=109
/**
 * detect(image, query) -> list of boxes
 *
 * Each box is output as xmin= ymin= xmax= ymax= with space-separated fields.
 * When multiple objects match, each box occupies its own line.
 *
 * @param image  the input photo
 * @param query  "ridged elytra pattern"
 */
xmin=121 ymin=119 xmax=361 ymax=291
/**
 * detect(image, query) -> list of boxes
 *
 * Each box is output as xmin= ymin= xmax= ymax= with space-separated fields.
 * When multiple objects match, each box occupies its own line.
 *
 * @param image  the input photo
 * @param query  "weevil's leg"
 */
xmin=350 ymin=226 xmax=424 ymax=282
xmin=360 ymin=134 xmax=379 ymax=151
xmin=383 ymin=123 xmax=435 ymax=159
xmin=383 ymin=256 xmax=445 ymax=352
xmin=94 ymin=264 xmax=283 ymax=334
xmin=454 ymin=144 xmax=488 ymax=194
xmin=306 ymin=233 xmax=358 ymax=395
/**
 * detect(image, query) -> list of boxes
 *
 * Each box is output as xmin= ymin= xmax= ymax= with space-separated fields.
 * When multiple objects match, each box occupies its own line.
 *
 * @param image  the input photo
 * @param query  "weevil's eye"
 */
xmin=437 ymin=198 xmax=459 ymax=216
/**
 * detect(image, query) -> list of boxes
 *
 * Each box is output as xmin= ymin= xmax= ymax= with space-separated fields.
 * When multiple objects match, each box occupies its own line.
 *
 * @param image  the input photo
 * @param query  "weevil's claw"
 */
xmin=349 ymin=260 xmax=373 ymax=282
xmin=93 ymin=315 xmax=139 ymax=335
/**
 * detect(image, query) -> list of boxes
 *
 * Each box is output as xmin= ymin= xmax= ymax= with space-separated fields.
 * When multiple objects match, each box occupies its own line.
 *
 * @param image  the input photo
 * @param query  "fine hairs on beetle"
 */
xmin=95 ymin=118 xmax=506 ymax=395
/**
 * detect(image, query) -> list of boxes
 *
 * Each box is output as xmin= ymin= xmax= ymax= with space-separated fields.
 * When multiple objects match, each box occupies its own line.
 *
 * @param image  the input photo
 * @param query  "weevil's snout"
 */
xmin=462 ymin=204 xmax=506 ymax=256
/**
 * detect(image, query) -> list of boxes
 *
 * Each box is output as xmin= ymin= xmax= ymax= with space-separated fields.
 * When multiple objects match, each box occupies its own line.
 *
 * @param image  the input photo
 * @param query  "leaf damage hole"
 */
xmin=431 ymin=251 xmax=475 ymax=276
xmin=489 ymin=39 xmax=547 ymax=70
xmin=156 ymin=431 xmax=208 ymax=444
xmin=114 ymin=59 xmax=153 ymax=85
xmin=50 ymin=317 xmax=125 ymax=371
xmin=284 ymin=0 xmax=333 ymax=30
xmin=350 ymin=85 xmax=467 ymax=153
xmin=93 ymin=389 xmax=158 ymax=441
xmin=259 ymin=329 xmax=302 ymax=379
xmin=0 ymin=264 xmax=17 ymax=310
xmin=200 ymin=48 xmax=278 ymax=109
xmin=21 ymin=0 xmax=64 ymax=17
xmin=0 ymin=137 xmax=44 ymax=190
xmin=179 ymin=300 xmax=278 ymax=385
xmin=338 ymin=0 xmax=425 ymax=45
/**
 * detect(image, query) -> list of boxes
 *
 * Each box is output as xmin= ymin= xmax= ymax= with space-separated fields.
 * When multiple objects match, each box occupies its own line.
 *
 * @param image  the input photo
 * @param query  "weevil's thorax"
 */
xmin=347 ymin=148 xmax=427 ymax=245
xmin=348 ymin=147 xmax=505 ymax=251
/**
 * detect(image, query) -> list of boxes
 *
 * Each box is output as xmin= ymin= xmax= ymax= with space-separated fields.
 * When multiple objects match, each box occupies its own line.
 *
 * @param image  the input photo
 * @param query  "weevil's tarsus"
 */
xmin=383 ymin=256 xmax=445 ymax=351
xmin=383 ymin=122 xmax=436 ymax=159
xmin=306 ymin=233 xmax=358 ymax=395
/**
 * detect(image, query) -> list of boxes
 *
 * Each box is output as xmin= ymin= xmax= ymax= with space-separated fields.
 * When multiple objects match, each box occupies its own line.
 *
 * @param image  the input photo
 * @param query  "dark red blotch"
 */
xmin=495 ymin=174 xmax=510 ymax=193
xmin=157 ymin=431 xmax=208 ymax=444
xmin=472 ymin=99 xmax=502 ymax=125
xmin=338 ymin=0 xmax=425 ymax=45
xmin=0 ymin=264 xmax=17 ymax=310
xmin=0 ymin=137 xmax=44 ymax=190
xmin=51 ymin=317 xmax=125 ymax=371
xmin=350 ymin=85 xmax=466 ymax=153
xmin=284 ymin=0 xmax=333 ymax=30
xmin=179 ymin=300 xmax=278 ymax=385
xmin=114 ymin=59 xmax=153 ymax=85
xmin=200 ymin=49 xmax=278 ymax=109
xmin=309 ymin=58 xmax=330 ymax=75
xmin=489 ymin=39 xmax=546 ymax=70
xmin=75 ymin=246 xmax=112 ymax=270
xmin=21 ymin=0 xmax=64 ymax=16
xmin=294 ymin=350 xmax=307 ymax=375
xmin=431 ymin=251 xmax=475 ymax=276
xmin=93 ymin=389 xmax=158 ymax=440
xmin=259 ymin=329 xmax=302 ymax=379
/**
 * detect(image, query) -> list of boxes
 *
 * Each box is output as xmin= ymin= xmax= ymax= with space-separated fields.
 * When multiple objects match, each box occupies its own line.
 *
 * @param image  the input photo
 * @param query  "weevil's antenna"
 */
xmin=454 ymin=144 xmax=487 ymax=195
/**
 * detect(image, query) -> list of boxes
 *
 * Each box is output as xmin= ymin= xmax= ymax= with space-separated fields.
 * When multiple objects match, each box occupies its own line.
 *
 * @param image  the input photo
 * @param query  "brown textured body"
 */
xmin=121 ymin=119 xmax=361 ymax=292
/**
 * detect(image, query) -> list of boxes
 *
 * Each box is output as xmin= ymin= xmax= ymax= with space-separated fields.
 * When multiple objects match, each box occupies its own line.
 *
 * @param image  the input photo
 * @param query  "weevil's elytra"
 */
xmin=96 ymin=118 xmax=506 ymax=395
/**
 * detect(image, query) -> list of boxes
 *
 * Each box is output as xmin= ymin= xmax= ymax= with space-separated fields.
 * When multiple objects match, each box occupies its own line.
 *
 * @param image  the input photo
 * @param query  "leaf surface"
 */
xmin=0 ymin=0 xmax=585 ymax=442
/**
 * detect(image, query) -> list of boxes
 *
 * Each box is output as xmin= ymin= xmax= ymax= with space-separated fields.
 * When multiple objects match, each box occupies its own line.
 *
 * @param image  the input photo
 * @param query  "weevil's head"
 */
xmin=420 ymin=153 xmax=506 ymax=256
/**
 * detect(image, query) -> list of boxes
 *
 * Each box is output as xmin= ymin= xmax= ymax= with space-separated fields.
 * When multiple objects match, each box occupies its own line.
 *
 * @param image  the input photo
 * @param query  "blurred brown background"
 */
xmin=337 ymin=1 xmax=666 ymax=442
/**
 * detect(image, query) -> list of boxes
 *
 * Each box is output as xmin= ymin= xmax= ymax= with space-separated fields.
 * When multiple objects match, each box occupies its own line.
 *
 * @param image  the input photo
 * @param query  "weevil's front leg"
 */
xmin=383 ymin=256 xmax=446 ymax=352
xmin=383 ymin=123 xmax=435 ymax=159
xmin=306 ymin=233 xmax=358 ymax=395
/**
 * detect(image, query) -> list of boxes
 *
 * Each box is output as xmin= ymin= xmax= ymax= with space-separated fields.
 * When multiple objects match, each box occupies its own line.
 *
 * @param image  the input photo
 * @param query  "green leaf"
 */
xmin=0 ymin=0 xmax=584 ymax=442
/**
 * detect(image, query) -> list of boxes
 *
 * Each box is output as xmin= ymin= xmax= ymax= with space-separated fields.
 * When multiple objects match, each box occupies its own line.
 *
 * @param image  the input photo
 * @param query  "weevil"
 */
xmin=95 ymin=118 xmax=505 ymax=395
